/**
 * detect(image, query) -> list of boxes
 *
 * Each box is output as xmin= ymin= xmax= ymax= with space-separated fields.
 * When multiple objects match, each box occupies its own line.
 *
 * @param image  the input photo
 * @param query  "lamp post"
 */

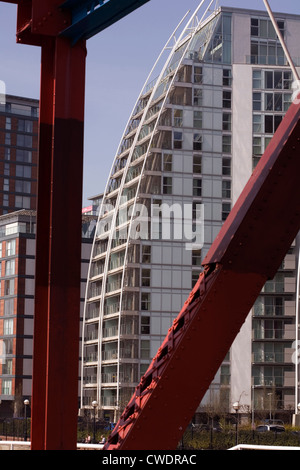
xmin=24 ymin=399 xmax=29 ymax=442
xmin=233 ymin=402 xmax=240 ymax=446
xmin=92 ymin=401 xmax=98 ymax=444
xmin=267 ymin=392 xmax=272 ymax=421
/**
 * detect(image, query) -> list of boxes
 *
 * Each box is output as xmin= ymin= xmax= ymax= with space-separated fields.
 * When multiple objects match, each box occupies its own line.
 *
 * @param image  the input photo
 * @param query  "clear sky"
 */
xmin=0 ymin=0 xmax=299 ymax=206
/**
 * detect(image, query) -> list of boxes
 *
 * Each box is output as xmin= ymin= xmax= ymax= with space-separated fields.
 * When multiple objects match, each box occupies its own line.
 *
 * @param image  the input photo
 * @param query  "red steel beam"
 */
xmin=30 ymin=36 xmax=86 ymax=450
xmin=6 ymin=0 xmax=86 ymax=449
xmin=105 ymin=94 xmax=300 ymax=450
xmin=30 ymin=37 xmax=55 ymax=450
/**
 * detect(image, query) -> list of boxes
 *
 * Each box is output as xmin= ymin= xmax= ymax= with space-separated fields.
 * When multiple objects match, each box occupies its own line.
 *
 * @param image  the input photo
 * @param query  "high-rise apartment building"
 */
xmin=0 ymin=95 xmax=39 ymax=215
xmin=81 ymin=4 xmax=300 ymax=423
xmin=0 ymin=210 xmax=95 ymax=417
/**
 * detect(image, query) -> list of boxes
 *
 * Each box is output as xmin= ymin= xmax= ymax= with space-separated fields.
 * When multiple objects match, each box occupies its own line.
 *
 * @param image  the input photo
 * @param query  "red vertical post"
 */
xmin=30 ymin=37 xmax=55 ymax=450
xmin=31 ymin=35 xmax=87 ymax=450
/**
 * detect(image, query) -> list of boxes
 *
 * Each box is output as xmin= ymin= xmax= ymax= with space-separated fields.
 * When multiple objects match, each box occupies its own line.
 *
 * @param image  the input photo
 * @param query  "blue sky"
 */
xmin=0 ymin=0 xmax=299 ymax=205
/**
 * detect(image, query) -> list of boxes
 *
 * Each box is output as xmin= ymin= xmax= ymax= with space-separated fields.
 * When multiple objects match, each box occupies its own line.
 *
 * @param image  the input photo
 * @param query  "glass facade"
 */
xmin=81 ymin=5 xmax=300 ymax=422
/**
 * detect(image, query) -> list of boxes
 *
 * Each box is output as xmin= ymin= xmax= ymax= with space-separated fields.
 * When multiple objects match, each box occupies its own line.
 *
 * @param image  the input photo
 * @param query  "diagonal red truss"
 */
xmin=105 ymin=93 xmax=300 ymax=449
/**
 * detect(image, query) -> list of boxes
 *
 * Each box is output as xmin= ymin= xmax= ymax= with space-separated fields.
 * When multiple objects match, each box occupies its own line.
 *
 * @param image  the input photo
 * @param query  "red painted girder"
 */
xmin=30 ymin=36 xmax=87 ymax=450
xmin=105 ymin=268 xmax=267 ymax=450
xmin=7 ymin=0 xmax=71 ymax=46
xmin=105 ymin=95 xmax=300 ymax=450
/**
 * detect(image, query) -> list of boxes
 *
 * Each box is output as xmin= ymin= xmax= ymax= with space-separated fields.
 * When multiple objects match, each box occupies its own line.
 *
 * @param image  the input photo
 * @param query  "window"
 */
xmin=3 ymin=178 xmax=9 ymax=192
xmin=142 ymin=245 xmax=151 ymax=263
xmin=222 ymin=113 xmax=231 ymax=131
xmin=253 ymin=70 xmax=262 ymax=89
xmin=265 ymin=115 xmax=282 ymax=134
xmin=193 ymin=111 xmax=202 ymax=129
xmin=163 ymin=177 xmax=172 ymax=194
xmin=3 ymin=338 xmax=13 ymax=354
xmin=141 ymin=293 xmax=150 ymax=311
xmin=193 ymin=178 xmax=202 ymax=197
xmin=253 ymin=92 xmax=262 ymax=110
xmin=4 ymin=148 xmax=11 ymax=160
xmin=5 ymin=259 xmax=15 ymax=276
xmin=222 ymin=135 xmax=231 ymax=153
xmin=251 ymin=18 xmax=284 ymax=39
xmin=3 ymin=194 xmax=9 ymax=207
xmin=2 ymin=359 xmax=13 ymax=375
xmin=140 ymin=340 xmax=150 ymax=359
xmin=4 ymin=318 xmax=14 ymax=335
xmin=251 ymin=41 xmax=285 ymax=66
xmin=6 ymin=239 xmax=16 ymax=257
xmin=251 ymin=18 xmax=259 ymax=36
xmin=223 ymin=69 xmax=232 ymax=86
xmin=15 ymin=196 xmax=31 ymax=209
xmin=16 ymin=165 xmax=31 ymax=178
xmin=0 ymin=242 xmax=2 ymax=258
xmin=283 ymin=93 xmax=292 ymax=111
xmin=253 ymin=137 xmax=262 ymax=155
xmin=193 ymin=88 xmax=203 ymax=106
xmin=16 ymin=134 xmax=32 ymax=148
xmin=15 ymin=180 xmax=31 ymax=194
xmin=4 ymin=279 xmax=14 ymax=296
xmin=192 ymin=249 xmax=202 ymax=266
xmin=192 ymin=201 xmax=202 ymax=220
xmin=222 ymin=202 xmax=231 ymax=221
xmin=193 ymin=155 xmax=202 ymax=174
xmin=141 ymin=317 xmax=150 ymax=334
xmin=253 ymin=114 xmax=262 ymax=133
xmin=5 ymin=117 xmax=11 ymax=130
xmin=173 ymin=109 xmax=183 ymax=127
xmin=283 ymin=71 xmax=292 ymax=90
xmin=18 ymin=119 xmax=33 ymax=133
xmin=163 ymin=154 xmax=172 ymax=172
xmin=193 ymin=133 xmax=202 ymax=151
xmin=194 ymin=66 xmax=203 ymax=84
xmin=2 ymin=379 xmax=12 ymax=396
xmin=223 ymin=91 xmax=231 ymax=109
xmin=4 ymin=163 xmax=10 ymax=176
xmin=173 ymin=131 xmax=182 ymax=149
xmin=16 ymin=149 xmax=32 ymax=163
xmin=265 ymin=92 xmax=282 ymax=111
xmin=5 ymin=133 xmax=11 ymax=145
xmin=4 ymin=298 xmax=14 ymax=316
xmin=141 ymin=269 xmax=151 ymax=287
xmin=222 ymin=158 xmax=231 ymax=176
xmin=254 ymin=296 xmax=283 ymax=316
xmin=265 ymin=70 xmax=274 ymax=89
xmin=220 ymin=365 xmax=230 ymax=385
xmin=222 ymin=180 xmax=231 ymax=199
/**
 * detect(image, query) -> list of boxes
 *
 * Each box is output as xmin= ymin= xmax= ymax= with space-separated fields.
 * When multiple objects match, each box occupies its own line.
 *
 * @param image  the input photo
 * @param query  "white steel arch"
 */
xmin=80 ymin=0 xmax=218 ymax=413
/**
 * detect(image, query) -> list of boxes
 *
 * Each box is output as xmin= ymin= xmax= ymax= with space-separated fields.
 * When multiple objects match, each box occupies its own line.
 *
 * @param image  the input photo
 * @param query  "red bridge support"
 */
xmin=2 ymin=0 xmax=150 ymax=450
xmin=31 ymin=36 xmax=86 ymax=450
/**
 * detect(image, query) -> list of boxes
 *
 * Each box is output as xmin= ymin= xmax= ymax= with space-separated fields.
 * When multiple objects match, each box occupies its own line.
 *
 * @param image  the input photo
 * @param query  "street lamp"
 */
xmin=24 ymin=399 xmax=29 ymax=442
xmin=233 ymin=402 xmax=240 ymax=446
xmin=92 ymin=400 xmax=98 ymax=444
xmin=267 ymin=392 xmax=272 ymax=421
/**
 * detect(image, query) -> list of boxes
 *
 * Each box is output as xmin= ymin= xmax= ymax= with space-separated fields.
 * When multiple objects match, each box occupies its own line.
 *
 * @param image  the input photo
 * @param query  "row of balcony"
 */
xmin=83 ymin=372 xmax=139 ymax=386
xmin=84 ymin=348 xmax=139 ymax=363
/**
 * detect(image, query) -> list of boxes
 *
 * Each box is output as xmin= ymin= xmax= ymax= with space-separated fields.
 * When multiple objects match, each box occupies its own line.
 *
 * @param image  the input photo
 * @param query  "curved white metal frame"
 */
xmin=115 ymin=0 xmax=216 ymax=409
xmin=80 ymin=7 xmax=193 ymax=410
xmin=80 ymin=0 xmax=218 ymax=412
